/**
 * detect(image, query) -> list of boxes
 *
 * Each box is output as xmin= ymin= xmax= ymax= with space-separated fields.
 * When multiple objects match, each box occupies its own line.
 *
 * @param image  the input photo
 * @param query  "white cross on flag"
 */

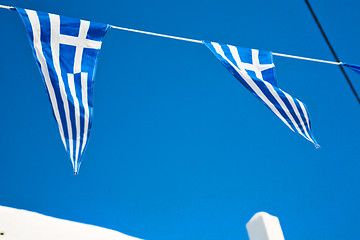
xmin=204 ymin=41 xmax=319 ymax=147
xmin=17 ymin=8 xmax=109 ymax=174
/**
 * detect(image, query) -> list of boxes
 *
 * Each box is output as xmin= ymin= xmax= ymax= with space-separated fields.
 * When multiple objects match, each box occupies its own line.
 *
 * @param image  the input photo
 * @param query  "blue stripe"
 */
xmin=273 ymin=87 xmax=309 ymax=138
xmin=254 ymin=80 xmax=297 ymax=131
xmin=39 ymin=13 xmax=71 ymax=148
xmin=293 ymin=98 xmax=312 ymax=136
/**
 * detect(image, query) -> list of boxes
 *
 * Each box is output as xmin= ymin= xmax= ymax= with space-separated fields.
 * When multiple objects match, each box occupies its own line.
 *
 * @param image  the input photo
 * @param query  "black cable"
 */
xmin=304 ymin=0 xmax=360 ymax=105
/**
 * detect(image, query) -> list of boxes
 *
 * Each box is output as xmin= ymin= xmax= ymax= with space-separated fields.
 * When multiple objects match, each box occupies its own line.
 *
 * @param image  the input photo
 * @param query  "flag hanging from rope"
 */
xmin=17 ymin=8 xmax=109 ymax=174
xmin=342 ymin=63 xmax=360 ymax=75
xmin=204 ymin=41 xmax=319 ymax=147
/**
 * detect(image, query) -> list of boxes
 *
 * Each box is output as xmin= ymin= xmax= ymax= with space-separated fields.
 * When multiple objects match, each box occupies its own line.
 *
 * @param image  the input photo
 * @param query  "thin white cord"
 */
xmin=0 ymin=4 xmax=14 ymax=10
xmin=111 ymin=25 xmax=342 ymax=65
xmin=0 ymin=4 xmax=344 ymax=66
xmin=272 ymin=52 xmax=342 ymax=65
xmin=110 ymin=25 xmax=203 ymax=44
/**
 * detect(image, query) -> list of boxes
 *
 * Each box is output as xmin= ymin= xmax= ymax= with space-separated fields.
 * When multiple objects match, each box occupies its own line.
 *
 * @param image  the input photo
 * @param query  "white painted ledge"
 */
xmin=246 ymin=212 xmax=285 ymax=240
xmin=0 ymin=206 xmax=141 ymax=240
xmin=0 ymin=205 xmax=284 ymax=240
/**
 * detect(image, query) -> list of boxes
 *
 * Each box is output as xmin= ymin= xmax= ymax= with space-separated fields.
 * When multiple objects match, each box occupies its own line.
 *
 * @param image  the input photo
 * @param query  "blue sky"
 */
xmin=1 ymin=0 xmax=360 ymax=239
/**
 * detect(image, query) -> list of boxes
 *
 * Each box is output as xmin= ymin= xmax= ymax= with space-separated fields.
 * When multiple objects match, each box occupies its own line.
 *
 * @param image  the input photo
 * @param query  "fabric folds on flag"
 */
xmin=17 ymin=8 xmax=109 ymax=173
xmin=204 ymin=41 xmax=319 ymax=147
xmin=342 ymin=63 xmax=360 ymax=75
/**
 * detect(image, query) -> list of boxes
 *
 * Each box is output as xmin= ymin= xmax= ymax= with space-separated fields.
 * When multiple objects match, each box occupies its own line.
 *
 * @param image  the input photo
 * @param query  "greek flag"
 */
xmin=204 ymin=41 xmax=319 ymax=147
xmin=17 ymin=8 xmax=109 ymax=173
xmin=342 ymin=63 xmax=360 ymax=75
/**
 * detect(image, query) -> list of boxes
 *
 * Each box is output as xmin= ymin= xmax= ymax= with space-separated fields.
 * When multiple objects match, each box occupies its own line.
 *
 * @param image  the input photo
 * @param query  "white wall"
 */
xmin=246 ymin=212 xmax=285 ymax=240
xmin=0 ymin=205 xmax=285 ymax=240
xmin=0 ymin=206 xmax=141 ymax=240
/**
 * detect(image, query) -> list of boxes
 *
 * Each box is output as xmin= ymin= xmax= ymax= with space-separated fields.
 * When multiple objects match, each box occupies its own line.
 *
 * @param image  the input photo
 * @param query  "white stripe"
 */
xmin=297 ymin=99 xmax=314 ymax=141
xmin=25 ymin=10 xmax=67 ymax=150
xmin=282 ymin=92 xmax=314 ymax=142
xmin=251 ymin=49 xmax=274 ymax=80
xmin=59 ymin=30 xmax=102 ymax=49
xmin=49 ymin=13 xmax=75 ymax=165
xmin=74 ymin=20 xmax=90 ymax=73
xmin=80 ymin=72 xmax=89 ymax=154
xmin=67 ymin=73 xmax=82 ymax=162
xmin=74 ymin=160 xmax=78 ymax=173
xmin=214 ymin=43 xmax=294 ymax=132
xmin=265 ymin=84 xmax=310 ymax=141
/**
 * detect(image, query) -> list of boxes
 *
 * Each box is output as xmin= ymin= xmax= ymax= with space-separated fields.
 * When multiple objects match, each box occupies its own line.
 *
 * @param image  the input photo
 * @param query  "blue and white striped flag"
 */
xmin=204 ymin=41 xmax=319 ymax=147
xmin=17 ymin=8 xmax=109 ymax=173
